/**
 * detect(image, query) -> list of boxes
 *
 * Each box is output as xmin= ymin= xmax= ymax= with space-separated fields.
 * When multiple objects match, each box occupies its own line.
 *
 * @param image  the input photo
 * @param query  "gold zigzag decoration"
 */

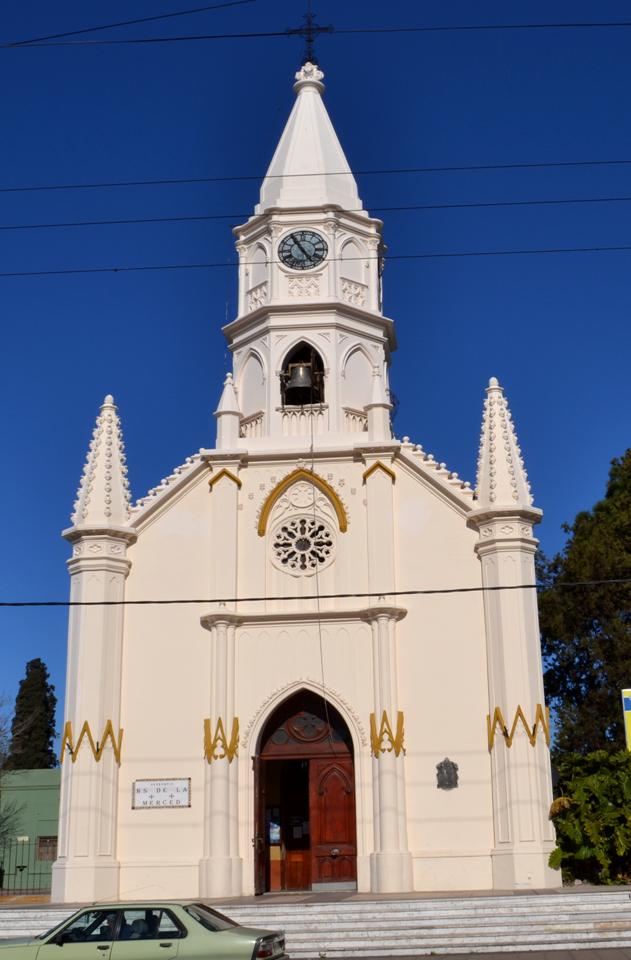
xmin=204 ymin=717 xmax=239 ymax=763
xmin=487 ymin=704 xmax=551 ymax=751
xmin=60 ymin=720 xmax=123 ymax=765
xmin=370 ymin=710 xmax=405 ymax=758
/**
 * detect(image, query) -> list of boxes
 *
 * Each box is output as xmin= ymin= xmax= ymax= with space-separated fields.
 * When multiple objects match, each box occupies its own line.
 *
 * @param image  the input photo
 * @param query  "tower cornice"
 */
xmin=223 ymin=299 xmax=396 ymax=350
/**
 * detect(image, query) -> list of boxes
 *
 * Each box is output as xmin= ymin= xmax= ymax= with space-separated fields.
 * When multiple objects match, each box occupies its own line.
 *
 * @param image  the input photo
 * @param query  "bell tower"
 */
xmin=217 ymin=62 xmax=396 ymax=449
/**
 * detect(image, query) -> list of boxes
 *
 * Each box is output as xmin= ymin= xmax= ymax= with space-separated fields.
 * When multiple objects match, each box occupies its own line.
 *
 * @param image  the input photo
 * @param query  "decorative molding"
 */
xmin=287 ymin=275 xmax=321 ymax=298
xmin=486 ymin=704 xmax=550 ymax=750
xmin=208 ymin=468 xmax=242 ymax=490
xmin=242 ymin=677 xmax=368 ymax=749
xmin=247 ymin=282 xmax=268 ymax=312
xmin=60 ymin=720 xmax=123 ymax=765
xmin=203 ymin=717 xmax=239 ymax=763
xmin=257 ymin=468 xmax=348 ymax=535
xmin=340 ymin=278 xmax=367 ymax=307
xmin=370 ymin=710 xmax=405 ymax=757
xmin=362 ymin=461 xmax=396 ymax=484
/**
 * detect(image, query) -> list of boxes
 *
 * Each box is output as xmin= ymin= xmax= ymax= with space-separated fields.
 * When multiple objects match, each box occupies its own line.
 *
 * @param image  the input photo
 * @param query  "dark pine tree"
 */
xmin=538 ymin=449 xmax=631 ymax=753
xmin=5 ymin=659 xmax=57 ymax=769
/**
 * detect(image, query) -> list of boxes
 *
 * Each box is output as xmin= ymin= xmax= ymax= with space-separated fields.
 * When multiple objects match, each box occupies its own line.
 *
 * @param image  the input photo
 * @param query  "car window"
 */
xmin=56 ymin=911 xmax=118 ymax=943
xmin=117 ymin=909 xmax=183 ymax=941
xmin=184 ymin=904 xmax=237 ymax=933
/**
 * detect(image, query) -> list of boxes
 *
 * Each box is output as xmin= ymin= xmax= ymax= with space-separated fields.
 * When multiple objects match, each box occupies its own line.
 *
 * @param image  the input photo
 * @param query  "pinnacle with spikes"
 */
xmin=475 ymin=377 xmax=534 ymax=510
xmin=72 ymin=395 xmax=132 ymax=527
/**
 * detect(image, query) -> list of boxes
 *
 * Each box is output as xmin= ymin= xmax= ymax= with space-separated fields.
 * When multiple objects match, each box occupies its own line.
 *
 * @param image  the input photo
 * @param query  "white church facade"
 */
xmin=52 ymin=61 xmax=559 ymax=903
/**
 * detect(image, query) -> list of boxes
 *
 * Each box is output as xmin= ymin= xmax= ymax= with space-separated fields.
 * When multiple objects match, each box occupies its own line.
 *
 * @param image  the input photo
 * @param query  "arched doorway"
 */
xmin=254 ymin=690 xmax=357 ymax=894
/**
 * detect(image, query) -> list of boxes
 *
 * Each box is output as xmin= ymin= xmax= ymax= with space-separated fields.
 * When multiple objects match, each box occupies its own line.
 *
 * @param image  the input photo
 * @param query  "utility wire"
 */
xmin=8 ymin=20 xmax=631 ymax=46
xmin=4 ymin=158 xmax=631 ymax=193
xmin=5 ymin=194 xmax=631 ymax=232
xmin=4 ymin=244 xmax=631 ymax=278
xmin=0 ymin=578 xmax=628 ymax=608
xmin=6 ymin=0 xmax=255 ymax=47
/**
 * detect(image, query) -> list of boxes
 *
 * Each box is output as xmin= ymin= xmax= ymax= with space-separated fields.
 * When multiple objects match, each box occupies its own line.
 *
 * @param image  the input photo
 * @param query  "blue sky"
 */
xmin=1 ymin=0 xmax=630 ymax=727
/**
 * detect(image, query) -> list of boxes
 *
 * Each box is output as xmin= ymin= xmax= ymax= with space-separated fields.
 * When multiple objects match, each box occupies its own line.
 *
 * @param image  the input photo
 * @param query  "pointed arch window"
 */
xmin=280 ymin=341 xmax=325 ymax=406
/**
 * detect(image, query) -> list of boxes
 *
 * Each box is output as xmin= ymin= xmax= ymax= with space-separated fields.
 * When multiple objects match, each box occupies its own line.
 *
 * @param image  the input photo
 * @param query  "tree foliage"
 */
xmin=0 ymin=700 xmax=21 ymax=844
xmin=549 ymin=750 xmax=631 ymax=884
xmin=5 ymin=659 xmax=57 ymax=770
xmin=538 ymin=450 xmax=631 ymax=752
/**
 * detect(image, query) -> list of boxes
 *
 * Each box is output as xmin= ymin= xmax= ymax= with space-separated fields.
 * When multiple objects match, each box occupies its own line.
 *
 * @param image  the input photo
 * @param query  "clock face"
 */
xmin=278 ymin=230 xmax=328 ymax=270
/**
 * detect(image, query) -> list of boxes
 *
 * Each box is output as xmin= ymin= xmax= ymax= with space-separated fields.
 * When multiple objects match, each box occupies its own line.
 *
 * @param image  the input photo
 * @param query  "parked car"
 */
xmin=0 ymin=902 xmax=287 ymax=960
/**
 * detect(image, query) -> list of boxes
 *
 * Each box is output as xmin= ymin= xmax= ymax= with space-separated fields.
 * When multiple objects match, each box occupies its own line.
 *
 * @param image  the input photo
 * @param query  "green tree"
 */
xmin=538 ymin=450 xmax=631 ymax=752
xmin=549 ymin=750 xmax=631 ymax=884
xmin=5 ymin=659 xmax=57 ymax=770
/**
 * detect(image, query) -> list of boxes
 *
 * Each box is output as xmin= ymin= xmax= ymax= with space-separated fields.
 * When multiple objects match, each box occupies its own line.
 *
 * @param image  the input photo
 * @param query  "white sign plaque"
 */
xmin=132 ymin=778 xmax=191 ymax=809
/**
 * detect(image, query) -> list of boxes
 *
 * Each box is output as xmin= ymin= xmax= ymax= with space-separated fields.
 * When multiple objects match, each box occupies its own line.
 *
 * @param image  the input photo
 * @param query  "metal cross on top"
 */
xmin=286 ymin=0 xmax=333 ymax=65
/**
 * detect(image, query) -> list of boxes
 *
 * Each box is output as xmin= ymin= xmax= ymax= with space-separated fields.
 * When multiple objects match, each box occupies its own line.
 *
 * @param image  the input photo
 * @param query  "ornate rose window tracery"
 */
xmin=271 ymin=516 xmax=335 ymax=575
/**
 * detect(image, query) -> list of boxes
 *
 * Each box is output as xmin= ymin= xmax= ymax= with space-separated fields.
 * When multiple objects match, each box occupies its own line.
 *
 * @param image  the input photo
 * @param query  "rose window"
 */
xmin=272 ymin=517 xmax=335 ymax=574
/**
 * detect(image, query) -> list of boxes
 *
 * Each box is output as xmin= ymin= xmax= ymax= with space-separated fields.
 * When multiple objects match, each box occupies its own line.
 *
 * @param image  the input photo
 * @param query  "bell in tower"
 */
xmin=281 ymin=342 xmax=325 ymax=406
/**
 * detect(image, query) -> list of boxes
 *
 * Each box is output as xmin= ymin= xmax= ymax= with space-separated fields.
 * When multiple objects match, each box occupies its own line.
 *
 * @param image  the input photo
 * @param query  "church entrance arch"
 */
xmin=254 ymin=690 xmax=357 ymax=894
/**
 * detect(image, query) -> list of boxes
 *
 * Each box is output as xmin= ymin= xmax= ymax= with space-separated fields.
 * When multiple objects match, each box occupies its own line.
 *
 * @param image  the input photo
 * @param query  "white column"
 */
xmin=51 ymin=529 xmax=134 ymax=904
xmin=363 ymin=456 xmax=413 ymax=892
xmin=199 ymin=466 xmax=243 ymax=896
xmin=472 ymin=510 xmax=558 ymax=889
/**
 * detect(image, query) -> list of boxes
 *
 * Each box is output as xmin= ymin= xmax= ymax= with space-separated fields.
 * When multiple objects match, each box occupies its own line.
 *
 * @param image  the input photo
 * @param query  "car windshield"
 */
xmin=37 ymin=913 xmax=81 ymax=941
xmin=183 ymin=904 xmax=237 ymax=932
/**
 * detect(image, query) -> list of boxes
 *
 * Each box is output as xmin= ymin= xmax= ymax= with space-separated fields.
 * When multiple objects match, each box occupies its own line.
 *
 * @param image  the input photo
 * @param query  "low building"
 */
xmin=0 ymin=769 xmax=60 ymax=894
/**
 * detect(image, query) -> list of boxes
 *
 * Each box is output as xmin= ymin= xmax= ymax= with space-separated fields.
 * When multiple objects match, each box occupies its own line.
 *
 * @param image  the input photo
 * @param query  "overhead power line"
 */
xmin=4 ymin=244 xmax=631 ymax=278
xmin=3 ymin=158 xmax=631 ymax=194
xmin=5 ymin=193 xmax=631 ymax=233
xmin=0 ymin=578 xmax=628 ymax=607
xmin=7 ymin=20 xmax=631 ymax=47
xmin=6 ymin=0 xmax=255 ymax=47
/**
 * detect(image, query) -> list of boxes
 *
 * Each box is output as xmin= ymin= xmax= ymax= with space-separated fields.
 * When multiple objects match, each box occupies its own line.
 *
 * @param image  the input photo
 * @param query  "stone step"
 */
xmin=2 ymin=892 xmax=631 ymax=958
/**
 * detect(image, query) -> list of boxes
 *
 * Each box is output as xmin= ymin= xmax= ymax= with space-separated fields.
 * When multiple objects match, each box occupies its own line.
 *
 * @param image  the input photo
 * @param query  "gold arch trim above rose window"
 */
xmin=257 ymin=468 xmax=348 ymax=536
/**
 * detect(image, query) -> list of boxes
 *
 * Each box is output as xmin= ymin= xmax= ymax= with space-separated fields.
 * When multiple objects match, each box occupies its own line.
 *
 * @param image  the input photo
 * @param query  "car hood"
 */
xmin=0 ymin=938 xmax=39 ymax=947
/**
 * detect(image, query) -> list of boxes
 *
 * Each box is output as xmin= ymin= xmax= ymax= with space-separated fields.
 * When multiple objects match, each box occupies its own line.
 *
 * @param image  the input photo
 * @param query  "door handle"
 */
xmin=159 ymin=944 xmax=173 ymax=948
xmin=96 ymin=947 xmax=110 ymax=952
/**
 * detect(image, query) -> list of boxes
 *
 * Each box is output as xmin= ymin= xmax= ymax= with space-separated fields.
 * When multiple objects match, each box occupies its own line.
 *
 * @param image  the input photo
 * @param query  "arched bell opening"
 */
xmin=280 ymin=342 xmax=325 ymax=407
xmin=253 ymin=689 xmax=357 ymax=894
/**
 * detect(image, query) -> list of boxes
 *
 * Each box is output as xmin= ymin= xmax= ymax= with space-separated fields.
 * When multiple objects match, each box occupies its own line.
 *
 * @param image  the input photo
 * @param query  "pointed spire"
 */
xmin=475 ymin=377 xmax=534 ymax=509
xmin=72 ymin=395 xmax=131 ymax=527
xmin=214 ymin=372 xmax=242 ymax=449
xmin=255 ymin=63 xmax=362 ymax=214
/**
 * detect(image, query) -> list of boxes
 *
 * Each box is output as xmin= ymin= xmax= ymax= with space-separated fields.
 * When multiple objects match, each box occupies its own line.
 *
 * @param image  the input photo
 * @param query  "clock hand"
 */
xmin=293 ymin=237 xmax=311 ymax=259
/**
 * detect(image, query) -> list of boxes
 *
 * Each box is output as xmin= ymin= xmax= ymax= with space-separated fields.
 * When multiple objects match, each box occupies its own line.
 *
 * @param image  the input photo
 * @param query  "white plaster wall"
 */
xmin=110 ymin=452 xmax=493 ymax=897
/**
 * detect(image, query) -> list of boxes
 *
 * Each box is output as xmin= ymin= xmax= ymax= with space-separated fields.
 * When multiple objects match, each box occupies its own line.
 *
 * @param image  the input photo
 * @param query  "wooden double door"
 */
xmin=255 ymin=692 xmax=357 ymax=893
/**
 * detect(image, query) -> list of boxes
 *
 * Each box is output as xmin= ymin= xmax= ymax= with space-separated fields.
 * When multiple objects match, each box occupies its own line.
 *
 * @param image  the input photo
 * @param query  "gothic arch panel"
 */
xmin=239 ymin=351 xmax=266 ymax=417
xmin=249 ymin=243 xmax=268 ymax=290
xmin=339 ymin=238 xmax=365 ymax=283
xmin=341 ymin=346 xmax=373 ymax=410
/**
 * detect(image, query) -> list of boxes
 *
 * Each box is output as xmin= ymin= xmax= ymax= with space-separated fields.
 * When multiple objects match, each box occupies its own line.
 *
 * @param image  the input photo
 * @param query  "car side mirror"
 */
xmin=52 ymin=933 xmax=70 ymax=947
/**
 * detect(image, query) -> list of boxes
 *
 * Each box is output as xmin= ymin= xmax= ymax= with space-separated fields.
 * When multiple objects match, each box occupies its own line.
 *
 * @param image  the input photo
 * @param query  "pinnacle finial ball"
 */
xmin=488 ymin=377 xmax=500 ymax=388
xmin=103 ymin=394 xmax=115 ymax=406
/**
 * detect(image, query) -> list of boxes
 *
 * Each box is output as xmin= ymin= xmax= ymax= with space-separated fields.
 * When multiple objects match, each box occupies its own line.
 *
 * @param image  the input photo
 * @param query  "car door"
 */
xmin=110 ymin=909 xmax=181 ymax=960
xmin=36 ymin=909 xmax=119 ymax=960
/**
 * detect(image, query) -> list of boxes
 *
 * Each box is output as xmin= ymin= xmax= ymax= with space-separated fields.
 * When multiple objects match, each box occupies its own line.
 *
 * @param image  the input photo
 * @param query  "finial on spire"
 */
xmin=475 ymin=376 xmax=534 ymax=510
xmin=72 ymin=395 xmax=132 ymax=528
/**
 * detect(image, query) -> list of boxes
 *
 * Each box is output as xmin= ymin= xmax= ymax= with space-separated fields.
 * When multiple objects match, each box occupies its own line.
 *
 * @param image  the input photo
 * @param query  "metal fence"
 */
xmin=0 ymin=839 xmax=56 ymax=895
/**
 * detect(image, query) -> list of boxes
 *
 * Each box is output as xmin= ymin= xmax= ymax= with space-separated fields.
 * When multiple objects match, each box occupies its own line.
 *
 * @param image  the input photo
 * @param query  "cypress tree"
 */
xmin=5 ymin=659 xmax=57 ymax=769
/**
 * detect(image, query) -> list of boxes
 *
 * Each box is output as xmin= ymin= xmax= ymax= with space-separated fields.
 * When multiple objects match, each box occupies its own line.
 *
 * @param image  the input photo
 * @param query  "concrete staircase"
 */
xmin=1 ymin=891 xmax=631 ymax=957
